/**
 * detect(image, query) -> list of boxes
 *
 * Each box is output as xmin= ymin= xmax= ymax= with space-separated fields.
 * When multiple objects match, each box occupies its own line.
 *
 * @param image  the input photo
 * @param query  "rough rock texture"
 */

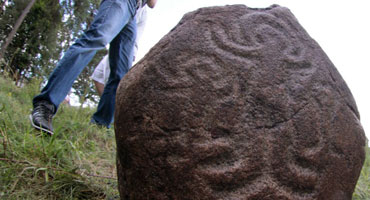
xmin=115 ymin=5 xmax=366 ymax=200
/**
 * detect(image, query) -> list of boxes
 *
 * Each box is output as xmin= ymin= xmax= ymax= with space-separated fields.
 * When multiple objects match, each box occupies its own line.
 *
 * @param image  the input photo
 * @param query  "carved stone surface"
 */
xmin=115 ymin=4 xmax=366 ymax=200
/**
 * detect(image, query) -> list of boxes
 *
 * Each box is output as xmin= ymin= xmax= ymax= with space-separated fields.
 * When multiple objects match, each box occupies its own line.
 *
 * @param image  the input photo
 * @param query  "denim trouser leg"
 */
xmin=33 ymin=0 xmax=137 ymax=114
xmin=91 ymin=16 xmax=137 ymax=127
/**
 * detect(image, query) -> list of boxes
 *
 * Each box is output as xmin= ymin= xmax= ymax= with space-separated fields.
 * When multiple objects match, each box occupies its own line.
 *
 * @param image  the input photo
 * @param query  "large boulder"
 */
xmin=114 ymin=4 xmax=366 ymax=200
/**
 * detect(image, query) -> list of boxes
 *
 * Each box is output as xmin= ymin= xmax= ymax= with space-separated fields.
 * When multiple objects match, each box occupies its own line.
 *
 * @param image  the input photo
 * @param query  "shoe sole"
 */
xmin=29 ymin=114 xmax=54 ymax=135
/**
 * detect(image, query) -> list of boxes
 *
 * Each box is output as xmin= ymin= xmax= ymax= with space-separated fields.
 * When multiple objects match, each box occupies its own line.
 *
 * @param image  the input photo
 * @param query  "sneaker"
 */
xmin=29 ymin=100 xmax=55 ymax=135
xmin=90 ymin=117 xmax=109 ymax=128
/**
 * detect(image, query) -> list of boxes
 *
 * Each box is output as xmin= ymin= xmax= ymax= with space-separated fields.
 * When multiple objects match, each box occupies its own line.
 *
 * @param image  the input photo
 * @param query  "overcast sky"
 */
xmin=134 ymin=0 xmax=370 ymax=141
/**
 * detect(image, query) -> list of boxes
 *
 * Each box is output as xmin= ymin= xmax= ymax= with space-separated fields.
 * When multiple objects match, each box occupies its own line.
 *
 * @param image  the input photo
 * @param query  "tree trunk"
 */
xmin=0 ymin=0 xmax=36 ymax=60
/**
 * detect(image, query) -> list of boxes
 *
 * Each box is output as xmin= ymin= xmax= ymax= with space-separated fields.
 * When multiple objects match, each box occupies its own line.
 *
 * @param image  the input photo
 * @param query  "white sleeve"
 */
xmin=133 ymin=6 xmax=148 ymax=57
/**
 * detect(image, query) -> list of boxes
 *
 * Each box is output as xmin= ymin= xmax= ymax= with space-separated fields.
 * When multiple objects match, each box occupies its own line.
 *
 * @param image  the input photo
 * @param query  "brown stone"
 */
xmin=114 ymin=4 xmax=366 ymax=200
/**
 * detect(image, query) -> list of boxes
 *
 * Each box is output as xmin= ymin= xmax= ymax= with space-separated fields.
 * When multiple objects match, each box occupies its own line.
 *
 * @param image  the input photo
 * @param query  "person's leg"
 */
xmin=94 ymin=80 xmax=105 ymax=97
xmin=31 ymin=0 xmax=137 ymax=133
xmin=33 ymin=0 xmax=136 ymax=111
xmin=91 ymin=17 xmax=137 ymax=127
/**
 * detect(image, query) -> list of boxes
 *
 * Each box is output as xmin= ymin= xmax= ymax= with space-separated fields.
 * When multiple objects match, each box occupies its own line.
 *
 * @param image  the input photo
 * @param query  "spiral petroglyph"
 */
xmin=115 ymin=5 xmax=366 ymax=200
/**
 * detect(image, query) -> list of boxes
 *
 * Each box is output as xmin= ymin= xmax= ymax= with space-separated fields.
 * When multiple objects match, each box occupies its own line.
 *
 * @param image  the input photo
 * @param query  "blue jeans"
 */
xmin=33 ymin=0 xmax=137 ymax=127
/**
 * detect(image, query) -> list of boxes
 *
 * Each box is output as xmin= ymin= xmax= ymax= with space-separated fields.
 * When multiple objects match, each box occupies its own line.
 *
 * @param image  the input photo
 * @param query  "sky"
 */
xmin=135 ymin=0 xmax=370 ymax=141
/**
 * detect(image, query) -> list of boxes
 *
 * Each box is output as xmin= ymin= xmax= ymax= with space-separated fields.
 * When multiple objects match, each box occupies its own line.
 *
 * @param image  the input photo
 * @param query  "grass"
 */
xmin=0 ymin=76 xmax=119 ymax=199
xmin=0 ymin=75 xmax=369 ymax=199
xmin=353 ymin=146 xmax=370 ymax=200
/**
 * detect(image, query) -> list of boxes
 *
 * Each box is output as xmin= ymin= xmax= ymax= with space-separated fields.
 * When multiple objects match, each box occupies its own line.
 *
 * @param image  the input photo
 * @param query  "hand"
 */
xmin=147 ymin=0 xmax=157 ymax=8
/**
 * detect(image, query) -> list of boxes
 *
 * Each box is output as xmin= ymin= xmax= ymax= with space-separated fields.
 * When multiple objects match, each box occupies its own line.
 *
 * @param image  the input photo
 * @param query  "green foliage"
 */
xmin=0 ymin=0 xmax=105 ymax=105
xmin=353 ymin=146 xmax=370 ymax=200
xmin=0 ymin=76 xmax=119 ymax=199
xmin=0 ymin=0 xmax=62 ymax=84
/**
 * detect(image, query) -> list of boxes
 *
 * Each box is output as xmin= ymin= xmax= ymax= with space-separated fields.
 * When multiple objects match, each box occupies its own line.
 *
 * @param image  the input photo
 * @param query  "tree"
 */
xmin=0 ymin=0 xmax=104 ymax=104
xmin=0 ymin=0 xmax=36 ymax=61
xmin=0 ymin=0 xmax=62 ymax=84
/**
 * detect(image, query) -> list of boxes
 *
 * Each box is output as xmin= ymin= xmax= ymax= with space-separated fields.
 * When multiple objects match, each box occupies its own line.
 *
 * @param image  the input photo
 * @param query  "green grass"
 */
xmin=353 ymin=146 xmax=370 ymax=200
xmin=0 ymin=76 xmax=369 ymax=199
xmin=0 ymin=77 xmax=119 ymax=199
